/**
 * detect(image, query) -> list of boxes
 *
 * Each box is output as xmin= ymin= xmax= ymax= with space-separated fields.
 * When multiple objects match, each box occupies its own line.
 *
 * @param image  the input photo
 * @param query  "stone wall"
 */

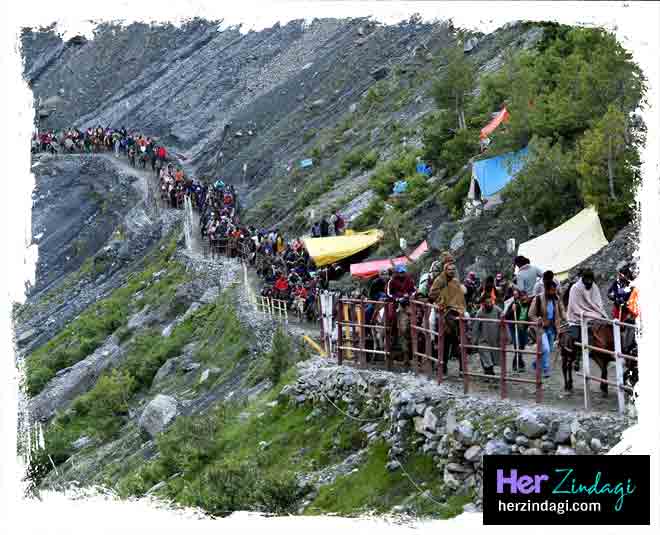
xmin=280 ymin=357 xmax=634 ymax=509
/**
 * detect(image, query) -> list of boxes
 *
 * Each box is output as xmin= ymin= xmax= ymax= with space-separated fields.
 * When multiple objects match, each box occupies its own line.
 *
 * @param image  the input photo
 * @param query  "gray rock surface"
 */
xmin=138 ymin=394 xmax=180 ymax=438
xmin=28 ymin=335 xmax=124 ymax=422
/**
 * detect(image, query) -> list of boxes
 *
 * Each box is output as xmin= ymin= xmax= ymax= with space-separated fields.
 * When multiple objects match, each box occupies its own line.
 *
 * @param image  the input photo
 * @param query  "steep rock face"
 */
xmin=23 ymin=20 xmax=538 ymax=215
xmin=29 ymin=154 xmax=138 ymax=294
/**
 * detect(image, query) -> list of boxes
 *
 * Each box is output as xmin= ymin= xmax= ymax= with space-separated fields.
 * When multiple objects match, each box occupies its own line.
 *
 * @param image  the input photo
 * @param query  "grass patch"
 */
xmin=307 ymin=441 xmax=470 ymax=518
xmin=115 ymin=398 xmax=367 ymax=515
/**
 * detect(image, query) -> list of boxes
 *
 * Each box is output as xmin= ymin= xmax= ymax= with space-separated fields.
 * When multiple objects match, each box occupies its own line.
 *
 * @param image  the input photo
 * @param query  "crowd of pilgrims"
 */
xmin=33 ymin=126 xmax=639 ymax=380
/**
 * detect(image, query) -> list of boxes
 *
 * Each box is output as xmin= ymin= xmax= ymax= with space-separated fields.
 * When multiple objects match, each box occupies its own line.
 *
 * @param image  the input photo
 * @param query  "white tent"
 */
xmin=517 ymin=206 xmax=609 ymax=280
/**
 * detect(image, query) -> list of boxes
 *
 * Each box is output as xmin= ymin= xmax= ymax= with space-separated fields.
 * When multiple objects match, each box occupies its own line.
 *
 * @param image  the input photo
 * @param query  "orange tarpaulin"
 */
xmin=480 ymin=107 xmax=510 ymax=139
xmin=350 ymin=241 xmax=428 ymax=280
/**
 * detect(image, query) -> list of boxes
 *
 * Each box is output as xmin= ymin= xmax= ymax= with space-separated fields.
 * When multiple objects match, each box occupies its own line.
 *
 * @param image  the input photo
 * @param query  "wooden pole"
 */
xmin=581 ymin=314 xmax=592 ymax=411
xmin=500 ymin=318 xmax=508 ymax=399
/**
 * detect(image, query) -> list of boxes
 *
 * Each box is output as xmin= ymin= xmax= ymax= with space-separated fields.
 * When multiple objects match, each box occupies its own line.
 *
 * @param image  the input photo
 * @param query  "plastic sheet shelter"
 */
xmin=468 ymin=147 xmax=529 ymax=200
xmin=480 ymin=107 xmax=510 ymax=139
xmin=350 ymin=240 xmax=429 ymax=280
xmin=303 ymin=229 xmax=383 ymax=267
xmin=517 ymin=206 xmax=608 ymax=280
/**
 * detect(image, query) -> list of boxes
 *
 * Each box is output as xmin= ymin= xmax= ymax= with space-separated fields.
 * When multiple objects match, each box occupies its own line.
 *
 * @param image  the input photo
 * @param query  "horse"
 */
xmin=558 ymin=319 xmax=638 ymax=396
xmin=557 ymin=280 xmax=638 ymax=396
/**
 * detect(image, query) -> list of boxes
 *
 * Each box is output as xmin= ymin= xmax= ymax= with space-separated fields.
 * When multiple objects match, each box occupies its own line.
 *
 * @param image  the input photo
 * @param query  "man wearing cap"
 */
xmin=387 ymin=264 xmax=415 ymax=299
xmin=608 ymin=265 xmax=633 ymax=321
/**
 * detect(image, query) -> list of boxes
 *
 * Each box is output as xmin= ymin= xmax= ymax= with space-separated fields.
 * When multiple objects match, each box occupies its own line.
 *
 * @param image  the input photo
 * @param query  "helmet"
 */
xmin=395 ymin=264 xmax=407 ymax=273
xmin=496 ymin=272 xmax=503 ymax=281
xmin=468 ymin=271 xmax=476 ymax=279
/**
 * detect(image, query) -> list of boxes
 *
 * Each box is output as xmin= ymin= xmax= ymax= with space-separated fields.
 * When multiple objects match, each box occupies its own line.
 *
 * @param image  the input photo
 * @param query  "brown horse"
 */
xmin=559 ymin=320 xmax=638 ymax=395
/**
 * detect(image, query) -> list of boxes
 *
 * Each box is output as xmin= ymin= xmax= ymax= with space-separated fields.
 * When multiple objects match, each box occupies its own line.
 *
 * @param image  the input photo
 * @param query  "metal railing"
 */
xmin=457 ymin=315 xmax=544 ymax=403
xmin=577 ymin=313 xmax=639 ymax=415
xmin=333 ymin=298 xmax=547 ymax=404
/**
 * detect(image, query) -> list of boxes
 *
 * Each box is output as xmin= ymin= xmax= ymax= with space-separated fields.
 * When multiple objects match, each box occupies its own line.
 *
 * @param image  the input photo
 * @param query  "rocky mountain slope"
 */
xmin=17 ymin=17 xmax=640 ymax=519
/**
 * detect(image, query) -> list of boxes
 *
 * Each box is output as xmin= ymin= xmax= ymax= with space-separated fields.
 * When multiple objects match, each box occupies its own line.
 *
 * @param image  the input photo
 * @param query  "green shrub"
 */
xmin=181 ymin=462 xmax=259 ymax=516
xmin=368 ymin=150 xmax=421 ymax=200
xmin=256 ymin=472 xmax=310 ymax=514
xmin=71 ymin=369 xmax=134 ymax=438
xmin=359 ymin=149 xmax=379 ymax=170
xmin=441 ymin=171 xmax=472 ymax=219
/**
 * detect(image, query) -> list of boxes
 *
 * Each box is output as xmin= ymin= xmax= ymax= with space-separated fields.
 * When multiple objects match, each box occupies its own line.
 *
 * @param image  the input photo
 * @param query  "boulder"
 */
xmin=484 ymin=439 xmax=511 ymax=456
xmin=199 ymin=368 xmax=222 ymax=385
xmin=554 ymin=420 xmax=572 ymax=444
xmin=413 ymin=416 xmax=425 ymax=434
xmin=422 ymin=406 xmax=438 ymax=433
xmin=138 ymin=395 xmax=180 ymax=438
xmin=590 ymin=438 xmax=603 ymax=452
xmin=446 ymin=462 xmax=473 ymax=474
xmin=454 ymin=420 xmax=475 ymax=445
xmin=310 ymin=98 xmax=326 ymax=110
xmin=464 ymin=445 xmax=482 ymax=463
xmin=463 ymin=37 xmax=479 ymax=53
xmin=515 ymin=435 xmax=529 ymax=447
xmin=516 ymin=411 xmax=547 ymax=438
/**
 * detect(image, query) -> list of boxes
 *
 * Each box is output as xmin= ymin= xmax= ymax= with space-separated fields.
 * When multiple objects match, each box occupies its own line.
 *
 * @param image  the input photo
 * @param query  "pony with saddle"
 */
xmin=558 ymin=282 xmax=638 ymax=395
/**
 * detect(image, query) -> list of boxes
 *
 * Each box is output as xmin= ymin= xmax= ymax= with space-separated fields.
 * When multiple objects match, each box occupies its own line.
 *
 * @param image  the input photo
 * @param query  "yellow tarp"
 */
xmin=517 ymin=206 xmax=608 ymax=280
xmin=303 ymin=229 xmax=383 ymax=267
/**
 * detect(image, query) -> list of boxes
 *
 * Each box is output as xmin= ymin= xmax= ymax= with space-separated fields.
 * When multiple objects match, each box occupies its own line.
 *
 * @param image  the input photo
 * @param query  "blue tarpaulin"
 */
xmin=471 ymin=147 xmax=529 ymax=197
xmin=392 ymin=180 xmax=408 ymax=195
xmin=299 ymin=158 xmax=314 ymax=168
xmin=416 ymin=162 xmax=432 ymax=176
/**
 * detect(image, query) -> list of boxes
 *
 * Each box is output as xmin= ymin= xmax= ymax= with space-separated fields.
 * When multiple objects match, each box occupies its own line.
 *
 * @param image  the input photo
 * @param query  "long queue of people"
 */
xmin=34 ymin=127 xmax=639 ymax=384
xmin=33 ymin=126 xmax=170 ymax=172
xmin=199 ymin=196 xmax=343 ymax=322
xmin=33 ymin=126 xmax=200 ymax=213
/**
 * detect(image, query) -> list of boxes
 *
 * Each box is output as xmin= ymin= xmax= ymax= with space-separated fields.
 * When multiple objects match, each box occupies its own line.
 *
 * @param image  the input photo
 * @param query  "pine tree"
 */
xmin=577 ymin=105 xmax=628 ymax=201
xmin=431 ymin=44 xmax=476 ymax=131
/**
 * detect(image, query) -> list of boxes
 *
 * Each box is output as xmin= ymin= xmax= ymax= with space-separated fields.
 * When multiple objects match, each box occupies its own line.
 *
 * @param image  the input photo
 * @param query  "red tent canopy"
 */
xmin=480 ymin=107 xmax=510 ymax=140
xmin=350 ymin=241 xmax=428 ymax=280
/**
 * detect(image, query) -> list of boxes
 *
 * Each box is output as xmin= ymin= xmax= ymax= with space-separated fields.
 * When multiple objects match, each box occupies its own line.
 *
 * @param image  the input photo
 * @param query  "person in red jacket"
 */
xmin=273 ymin=272 xmax=289 ymax=300
xmin=387 ymin=264 xmax=415 ymax=299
